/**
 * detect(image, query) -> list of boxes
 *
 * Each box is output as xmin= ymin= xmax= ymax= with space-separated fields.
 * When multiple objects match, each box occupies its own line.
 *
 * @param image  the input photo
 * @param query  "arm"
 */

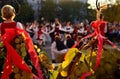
xmin=81 ymin=32 xmax=96 ymax=41
xmin=49 ymin=27 xmax=55 ymax=34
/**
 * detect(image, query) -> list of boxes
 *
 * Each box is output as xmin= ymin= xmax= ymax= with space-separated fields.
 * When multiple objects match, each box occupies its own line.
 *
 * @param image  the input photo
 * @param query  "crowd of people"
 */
xmin=0 ymin=4 xmax=120 ymax=79
xmin=0 ymin=4 xmax=120 ymax=64
xmin=23 ymin=17 xmax=120 ymax=63
xmin=24 ymin=19 xmax=120 ymax=45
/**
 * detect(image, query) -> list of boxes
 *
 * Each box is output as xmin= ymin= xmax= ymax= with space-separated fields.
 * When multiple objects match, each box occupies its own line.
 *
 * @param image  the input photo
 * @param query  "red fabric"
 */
xmin=80 ymin=72 xmax=92 ymax=79
xmin=72 ymin=28 xmax=78 ymax=40
xmin=91 ymin=20 xmax=106 ymax=36
xmin=1 ymin=28 xmax=43 ymax=79
xmin=66 ymin=19 xmax=107 ymax=79
xmin=37 ymin=28 xmax=43 ymax=40
xmin=79 ymin=20 xmax=105 ymax=79
xmin=23 ymin=30 xmax=43 ymax=79
xmin=1 ymin=29 xmax=31 ymax=79
xmin=55 ymin=27 xmax=60 ymax=34
xmin=0 ymin=22 xmax=16 ymax=36
xmin=94 ymin=34 xmax=103 ymax=70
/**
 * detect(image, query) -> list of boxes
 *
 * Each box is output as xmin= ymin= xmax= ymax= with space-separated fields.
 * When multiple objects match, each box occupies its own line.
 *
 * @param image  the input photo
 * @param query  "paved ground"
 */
xmin=40 ymin=41 xmax=120 ymax=62
xmin=40 ymin=41 xmax=52 ymax=60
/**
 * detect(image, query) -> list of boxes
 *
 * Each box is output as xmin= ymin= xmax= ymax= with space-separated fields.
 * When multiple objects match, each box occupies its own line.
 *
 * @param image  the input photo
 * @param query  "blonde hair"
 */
xmin=96 ymin=4 xmax=107 ymax=20
xmin=1 ymin=5 xmax=16 ymax=20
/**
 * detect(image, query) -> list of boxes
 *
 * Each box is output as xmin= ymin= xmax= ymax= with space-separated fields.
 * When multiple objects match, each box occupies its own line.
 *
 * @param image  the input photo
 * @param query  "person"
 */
xmin=26 ymin=22 xmax=34 ymax=38
xmin=0 ymin=5 xmax=43 ymax=79
xmin=37 ymin=24 xmax=49 ymax=46
xmin=64 ymin=21 xmax=74 ymax=35
xmin=64 ymin=34 xmax=75 ymax=48
xmin=51 ymin=34 xmax=68 ymax=63
xmin=90 ymin=13 xmax=107 ymax=36
xmin=29 ymin=20 xmax=39 ymax=44
xmin=49 ymin=22 xmax=61 ymax=43
xmin=0 ymin=5 xmax=24 ymax=35
xmin=76 ymin=5 xmax=120 ymax=79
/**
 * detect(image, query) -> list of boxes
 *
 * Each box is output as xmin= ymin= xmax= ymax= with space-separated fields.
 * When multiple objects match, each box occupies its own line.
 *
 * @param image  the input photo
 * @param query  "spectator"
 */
xmin=64 ymin=34 xmax=75 ymax=48
xmin=51 ymin=34 xmax=68 ymax=63
xmin=29 ymin=20 xmax=39 ymax=44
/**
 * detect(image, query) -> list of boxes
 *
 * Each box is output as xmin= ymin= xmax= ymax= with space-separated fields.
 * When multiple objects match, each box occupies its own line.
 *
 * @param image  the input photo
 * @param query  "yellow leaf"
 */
xmin=62 ymin=48 xmax=80 ymax=69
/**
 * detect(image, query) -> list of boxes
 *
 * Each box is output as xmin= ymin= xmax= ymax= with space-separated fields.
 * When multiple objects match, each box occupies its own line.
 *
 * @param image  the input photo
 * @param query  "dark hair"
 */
xmin=55 ymin=23 xmax=59 ymax=26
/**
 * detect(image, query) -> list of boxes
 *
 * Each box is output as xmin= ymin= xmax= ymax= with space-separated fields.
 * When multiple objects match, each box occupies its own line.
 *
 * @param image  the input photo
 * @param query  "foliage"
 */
xmin=40 ymin=0 xmax=95 ymax=22
xmin=103 ymin=4 xmax=120 ymax=23
xmin=15 ymin=2 xmax=34 ymax=23
xmin=40 ymin=0 xmax=58 ymax=21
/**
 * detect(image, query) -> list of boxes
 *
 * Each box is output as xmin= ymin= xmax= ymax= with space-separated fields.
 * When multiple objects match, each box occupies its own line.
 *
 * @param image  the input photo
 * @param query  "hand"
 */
xmin=80 ymin=38 xmax=84 ymax=42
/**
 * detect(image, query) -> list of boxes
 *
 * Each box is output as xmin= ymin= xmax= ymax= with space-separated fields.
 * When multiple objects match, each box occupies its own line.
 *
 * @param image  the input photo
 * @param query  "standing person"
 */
xmin=25 ymin=22 xmax=34 ymax=38
xmin=49 ymin=18 xmax=63 ymax=43
xmin=37 ymin=24 xmax=48 ymax=46
xmin=0 ymin=5 xmax=23 ymax=35
xmin=0 ymin=5 xmax=43 ymax=79
xmin=78 ymin=22 xmax=87 ymax=37
xmin=77 ymin=5 xmax=120 ymax=79
xmin=64 ymin=21 xmax=74 ymax=35
xmin=90 ymin=13 xmax=107 ymax=36
xmin=51 ymin=18 xmax=61 ymax=28
xmin=29 ymin=20 xmax=39 ymax=44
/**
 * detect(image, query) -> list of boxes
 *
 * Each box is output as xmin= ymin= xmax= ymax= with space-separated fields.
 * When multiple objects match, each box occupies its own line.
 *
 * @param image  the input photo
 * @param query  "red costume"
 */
xmin=71 ymin=19 xmax=119 ymax=79
xmin=0 ymin=22 xmax=17 ymax=35
xmin=91 ymin=20 xmax=106 ymax=36
xmin=0 ymin=22 xmax=43 ymax=79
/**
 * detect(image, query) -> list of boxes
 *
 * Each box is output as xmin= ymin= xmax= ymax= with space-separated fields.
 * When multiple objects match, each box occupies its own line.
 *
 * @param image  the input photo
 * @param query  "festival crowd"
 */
xmin=0 ymin=5 xmax=120 ymax=63
xmin=23 ymin=18 xmax=120 ymax=63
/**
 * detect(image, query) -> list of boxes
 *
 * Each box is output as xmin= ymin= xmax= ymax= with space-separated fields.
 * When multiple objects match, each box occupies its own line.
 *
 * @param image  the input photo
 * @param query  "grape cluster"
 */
xmin=10 ymin=35 xmax=34 ymax=79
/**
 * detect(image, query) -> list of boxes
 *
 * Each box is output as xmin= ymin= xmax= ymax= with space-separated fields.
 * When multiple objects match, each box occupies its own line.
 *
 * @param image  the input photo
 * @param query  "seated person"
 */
xmin=51 ymin=34 xmax=68 ymax=63
xmin=64 ymin=34 xmax=75 ymax=48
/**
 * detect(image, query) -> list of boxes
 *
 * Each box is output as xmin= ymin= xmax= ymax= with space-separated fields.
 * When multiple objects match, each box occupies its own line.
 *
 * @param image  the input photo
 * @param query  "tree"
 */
xmin=103 ymin=4 xmax=120 ymax=22
xmin=15 ymin=0 xmax=34 ymax=23
xmin=39 ymin=0 xmax=96 ymax=22
xmin=40 ymin=0 xmax=57 ymax=21
xmin=59 ymin=1 xmax=95 ymax=22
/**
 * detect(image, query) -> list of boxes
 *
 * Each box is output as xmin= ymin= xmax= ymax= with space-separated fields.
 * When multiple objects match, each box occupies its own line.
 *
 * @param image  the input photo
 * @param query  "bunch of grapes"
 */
xmin=39 ymin=53 xmax=54 ymax=70
xmin=11 ymin=66 xmax=33 ymax=79
xmin=38 ymin=52 xmax=54 ymax=79
xmin=89 ymin=48 xmax=120 ymax=79
xmin=10 ymin=35 xmax=34 ymax=79
xmin=0 ymin=42 xmax=6 ymax=77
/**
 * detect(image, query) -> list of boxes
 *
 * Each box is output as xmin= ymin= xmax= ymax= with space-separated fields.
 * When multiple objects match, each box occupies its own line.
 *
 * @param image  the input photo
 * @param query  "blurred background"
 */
xmin=0 ymin=0 xmax=120 ymax=23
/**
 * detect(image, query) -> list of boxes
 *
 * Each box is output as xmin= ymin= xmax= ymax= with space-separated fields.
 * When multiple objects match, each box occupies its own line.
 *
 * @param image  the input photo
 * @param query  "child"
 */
xmin=0 ymin=5 xmax=23 ymax=35
xmin=0 ymin=5 xmax=43 ymax=79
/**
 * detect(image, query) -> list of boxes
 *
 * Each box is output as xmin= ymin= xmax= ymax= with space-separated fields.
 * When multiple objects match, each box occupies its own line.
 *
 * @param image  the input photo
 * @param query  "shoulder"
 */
xmin=16 ymin=22 xmax=24 ymax=29
xmin=17 ymin=22 xmax=22 ymax=26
